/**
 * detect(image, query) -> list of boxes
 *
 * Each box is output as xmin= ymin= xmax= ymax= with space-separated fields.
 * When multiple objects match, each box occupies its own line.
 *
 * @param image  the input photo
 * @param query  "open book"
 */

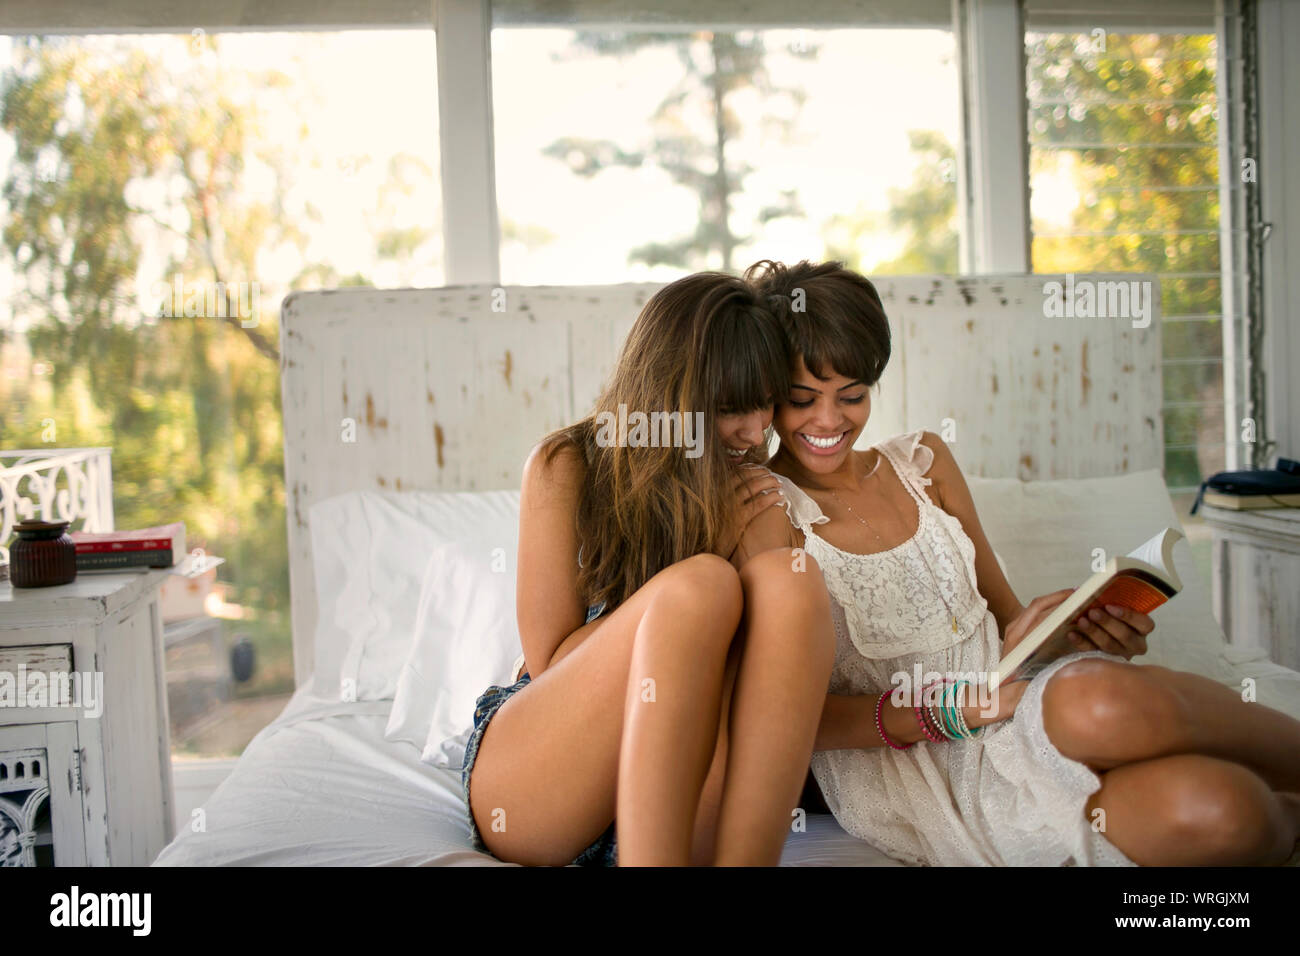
xmin=989 ymin=528 xmax=1183 ymax=691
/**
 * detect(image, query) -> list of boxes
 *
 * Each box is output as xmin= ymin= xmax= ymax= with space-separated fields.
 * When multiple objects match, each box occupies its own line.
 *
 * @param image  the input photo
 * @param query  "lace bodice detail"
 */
xmin=773 ymin=431 xmax=990 ymax=661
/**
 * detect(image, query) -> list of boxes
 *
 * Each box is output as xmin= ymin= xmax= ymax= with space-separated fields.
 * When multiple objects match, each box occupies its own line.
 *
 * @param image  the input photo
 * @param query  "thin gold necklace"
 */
xmin=827 ymin=459 xmax=961 ymax=635
xmin=828 ymin=486 xmax=886 ymax=550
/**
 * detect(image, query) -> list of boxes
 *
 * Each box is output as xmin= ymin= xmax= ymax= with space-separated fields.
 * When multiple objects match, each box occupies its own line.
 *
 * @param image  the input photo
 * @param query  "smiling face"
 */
xmin=742 ymin=260 xmax=891 ymax=479
xmin=716 ymin=402 xmax=774 ymax=462
xmin=774 ymin=357 xmax=870 ymax=475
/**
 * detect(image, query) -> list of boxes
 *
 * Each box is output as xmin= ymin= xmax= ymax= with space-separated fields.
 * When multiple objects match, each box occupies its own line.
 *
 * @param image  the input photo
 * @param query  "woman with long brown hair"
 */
xmin=461 ymin=270 xmax=835 ymax=866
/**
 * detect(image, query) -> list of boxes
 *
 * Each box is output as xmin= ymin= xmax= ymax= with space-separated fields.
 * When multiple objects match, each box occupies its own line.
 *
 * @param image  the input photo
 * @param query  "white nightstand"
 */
xmin=0 ymin=568 xmax=176 ymax=866
xmin=1200 ymin=504 xmax=1300 ymax=670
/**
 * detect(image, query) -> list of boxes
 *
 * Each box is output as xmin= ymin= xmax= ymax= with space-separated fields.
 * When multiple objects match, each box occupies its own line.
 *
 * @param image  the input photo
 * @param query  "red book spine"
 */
xmin=74 ymin=538 xmax=175 ymax=554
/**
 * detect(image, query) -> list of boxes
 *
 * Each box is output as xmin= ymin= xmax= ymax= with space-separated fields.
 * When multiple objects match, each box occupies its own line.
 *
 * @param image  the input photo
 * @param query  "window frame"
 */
xmin=1 ymin=0 xmax=1286 ymax=472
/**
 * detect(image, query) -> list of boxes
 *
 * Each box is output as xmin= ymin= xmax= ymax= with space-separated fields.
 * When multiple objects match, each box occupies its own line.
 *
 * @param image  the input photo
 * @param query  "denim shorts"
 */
xmin=461 ymin=602 xmax=618 ymax=867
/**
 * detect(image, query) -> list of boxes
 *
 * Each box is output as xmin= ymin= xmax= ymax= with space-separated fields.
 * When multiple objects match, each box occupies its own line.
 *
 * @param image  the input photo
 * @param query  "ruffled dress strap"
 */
xmin=875 ymin=430 xmax=936 ymax=504
xmin=770 ymin=472 xmax=829 ymax=536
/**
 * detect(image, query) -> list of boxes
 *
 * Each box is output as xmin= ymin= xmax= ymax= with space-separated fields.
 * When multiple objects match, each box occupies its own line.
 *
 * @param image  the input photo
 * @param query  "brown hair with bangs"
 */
xmin=743 ymin=259 xmax=891 ymax=388
xmin=538 ymin=271 xmax=789 ymax=613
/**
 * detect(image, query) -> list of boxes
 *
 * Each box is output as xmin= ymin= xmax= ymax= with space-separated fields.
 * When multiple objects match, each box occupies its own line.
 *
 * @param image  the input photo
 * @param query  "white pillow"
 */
xmin=307 ymin=489 xmax=522 ymax=702
xmin=307 ymin=497 xmax=365 ymax=699
xmin=385 ymin=533 xmax=525 ymax=767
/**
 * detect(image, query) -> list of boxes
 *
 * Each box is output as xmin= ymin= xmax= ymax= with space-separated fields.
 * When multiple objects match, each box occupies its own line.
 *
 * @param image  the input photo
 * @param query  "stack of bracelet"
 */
xmin=929 ymin=679 xmax=980 ymax=740
xmin=912 ymin=680 xmax=947 ymax=743
xmin=877 ymin=678 xmax=984 ymax=749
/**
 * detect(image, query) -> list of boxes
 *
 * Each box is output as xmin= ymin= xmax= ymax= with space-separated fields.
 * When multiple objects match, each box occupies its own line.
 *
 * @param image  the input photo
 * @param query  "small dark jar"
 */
xmin=10 ymin=520 xmax=78 ymax=588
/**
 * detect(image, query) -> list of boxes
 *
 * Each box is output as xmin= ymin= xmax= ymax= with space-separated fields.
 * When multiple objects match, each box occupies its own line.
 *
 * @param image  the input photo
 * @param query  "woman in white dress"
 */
xmin=735 ymin=259 xmax=1300 ymax=866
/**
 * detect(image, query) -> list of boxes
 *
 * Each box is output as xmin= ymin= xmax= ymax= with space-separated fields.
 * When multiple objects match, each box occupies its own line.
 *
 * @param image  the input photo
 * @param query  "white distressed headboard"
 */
xmin=279 ymin=275 xmax=1161 ymax=687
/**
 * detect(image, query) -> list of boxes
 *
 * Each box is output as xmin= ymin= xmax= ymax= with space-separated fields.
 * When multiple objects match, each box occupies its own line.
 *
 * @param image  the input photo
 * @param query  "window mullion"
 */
xmin=957 ymin=0 xmax=1031 ymax=274
xmin=436 ymin=0 xmax=501 ymax=284
xmin=1215 ymin=0 xmax=1244 ymax=469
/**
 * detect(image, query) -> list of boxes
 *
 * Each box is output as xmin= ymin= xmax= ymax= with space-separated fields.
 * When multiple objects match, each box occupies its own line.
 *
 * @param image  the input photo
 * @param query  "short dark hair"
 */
xmin=744 ymin=259 xmax=891 ymax=387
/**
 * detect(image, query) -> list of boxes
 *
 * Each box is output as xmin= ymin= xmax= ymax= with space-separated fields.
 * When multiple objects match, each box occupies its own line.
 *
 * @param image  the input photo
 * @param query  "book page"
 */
xmin=1124 ymin=527 xmax=1181 ymax=581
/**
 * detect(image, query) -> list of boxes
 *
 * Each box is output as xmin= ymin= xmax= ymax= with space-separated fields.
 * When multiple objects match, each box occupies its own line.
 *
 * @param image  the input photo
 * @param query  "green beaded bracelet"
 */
xmin=941 ymin=682 xmax=963 ymax=739
xmin=951 ymin=680 xmax=982 ymax=739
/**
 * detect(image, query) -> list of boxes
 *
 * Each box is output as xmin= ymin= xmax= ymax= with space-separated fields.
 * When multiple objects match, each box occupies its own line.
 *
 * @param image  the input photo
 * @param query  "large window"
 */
xmin=0 ymin=30 xmax=441 ymax=758
xmin=492 ymin=25 xmax=960 ymax=283
xmin=0 ymin=2 xmax=1264 ymax=761
xmin=1026 ymin=28 xmax=1226 ymax=492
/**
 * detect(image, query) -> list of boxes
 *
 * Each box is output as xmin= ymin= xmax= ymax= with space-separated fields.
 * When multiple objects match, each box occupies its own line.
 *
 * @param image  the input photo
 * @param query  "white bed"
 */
xmin=153 ymin=278 xmax=1300 ymax=867
xmin=152 ymin=685 xmax=903 ymax=867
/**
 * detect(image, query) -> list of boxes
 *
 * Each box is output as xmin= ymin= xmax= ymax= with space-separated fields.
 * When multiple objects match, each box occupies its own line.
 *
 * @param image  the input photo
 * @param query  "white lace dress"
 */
xmin=773 ymin=431 xmax=1135 ymax=866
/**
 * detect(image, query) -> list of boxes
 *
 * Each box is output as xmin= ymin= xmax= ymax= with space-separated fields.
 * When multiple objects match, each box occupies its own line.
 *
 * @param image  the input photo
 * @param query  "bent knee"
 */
xmin=738 ymin=549 xmax=834 ymax=658
xmin=1158 ymin=757 xmax=1286 ymax=861
xmin=1043 ymin=659 xmax=1183 ymax=759
xmin=660 ymin=552 xmax=742 ymax=597
xmin=652 ymin=553 xmax=743 ymax=618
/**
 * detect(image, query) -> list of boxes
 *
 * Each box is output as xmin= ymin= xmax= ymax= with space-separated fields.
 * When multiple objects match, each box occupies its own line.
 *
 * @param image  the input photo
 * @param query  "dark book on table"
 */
xmin=75 ymin=549 xmax=179 ymax=570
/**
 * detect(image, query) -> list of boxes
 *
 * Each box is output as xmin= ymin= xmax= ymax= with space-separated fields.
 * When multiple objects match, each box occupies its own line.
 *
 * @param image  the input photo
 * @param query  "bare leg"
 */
xmin=469 ymin=553 xmax=741 ymax=865
xmin=615 ymin=558 xmax=742 ymax=864
xmin=689 ymin=639 xmax=743 ymax=867
xmin=1043 ymin=658 xmax=1300 ymax=791
xmin=1087 ymin=754 xmax=1299 ymax=865
xmin=711 ymin=548 xmax=836 ymax=866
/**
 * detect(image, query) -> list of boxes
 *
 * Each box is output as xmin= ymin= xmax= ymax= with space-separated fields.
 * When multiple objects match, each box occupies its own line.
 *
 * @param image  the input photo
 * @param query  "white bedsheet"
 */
xmin=153 ymin=684 xmax=901 ymax=867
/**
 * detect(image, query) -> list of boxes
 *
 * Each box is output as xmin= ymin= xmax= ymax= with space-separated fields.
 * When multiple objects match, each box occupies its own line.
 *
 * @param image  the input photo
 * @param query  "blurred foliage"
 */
xmin=0 ymin=36 xmax=433 ymax=701
xmin=544 ymin=30 xmax=816 ymax=272
xmin=829 ymin=32 xmax=1223 ymax=489
xmin=1026 ymin=31 xmax=1223 ymax=488
xmin=1 ymin=36 xmax=293 ymax=637
xmin=825 ymin=129 xmax=959 ymax=275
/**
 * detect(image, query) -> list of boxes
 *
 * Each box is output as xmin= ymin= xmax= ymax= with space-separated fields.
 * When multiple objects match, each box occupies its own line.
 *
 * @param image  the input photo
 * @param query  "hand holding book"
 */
xmin=1002 ymin=587 xmax=1152 ymax=662
xmin=1064 ymin=601 xmax=1153 ymax=658
xmin=1001 ymin=588 xmax=1076 ymax=657
xmin=991 ymin=528 xmax=1179 ymax=690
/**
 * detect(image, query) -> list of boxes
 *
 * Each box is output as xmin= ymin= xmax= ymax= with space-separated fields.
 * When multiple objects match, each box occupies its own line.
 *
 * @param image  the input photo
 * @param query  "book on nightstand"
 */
xmin=70 ymin=522 xmax=186 ymax=570
xmin=1191 ymin=464 xmax=1300 ymax=514
xmin=1199 ymin=490 xmax=1300 ymax=511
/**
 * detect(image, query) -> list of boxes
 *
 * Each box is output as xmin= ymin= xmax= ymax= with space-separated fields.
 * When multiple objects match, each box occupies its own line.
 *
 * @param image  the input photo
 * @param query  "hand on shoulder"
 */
xmin=731 ymin=481 xmax=799 ymax=570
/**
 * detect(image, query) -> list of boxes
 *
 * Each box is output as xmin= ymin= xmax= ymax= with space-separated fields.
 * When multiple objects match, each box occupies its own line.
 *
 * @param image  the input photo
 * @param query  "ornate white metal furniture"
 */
xmin=0 ymin=447 xmax=115 ymax=569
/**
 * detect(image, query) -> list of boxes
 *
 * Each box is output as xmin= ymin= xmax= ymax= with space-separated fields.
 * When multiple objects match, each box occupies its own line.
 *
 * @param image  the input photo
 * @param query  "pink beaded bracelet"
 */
xmin=876 ymin=692 xmax=915 ymax=751
xmin=914 ymin=701 xmax=946 ymax=743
